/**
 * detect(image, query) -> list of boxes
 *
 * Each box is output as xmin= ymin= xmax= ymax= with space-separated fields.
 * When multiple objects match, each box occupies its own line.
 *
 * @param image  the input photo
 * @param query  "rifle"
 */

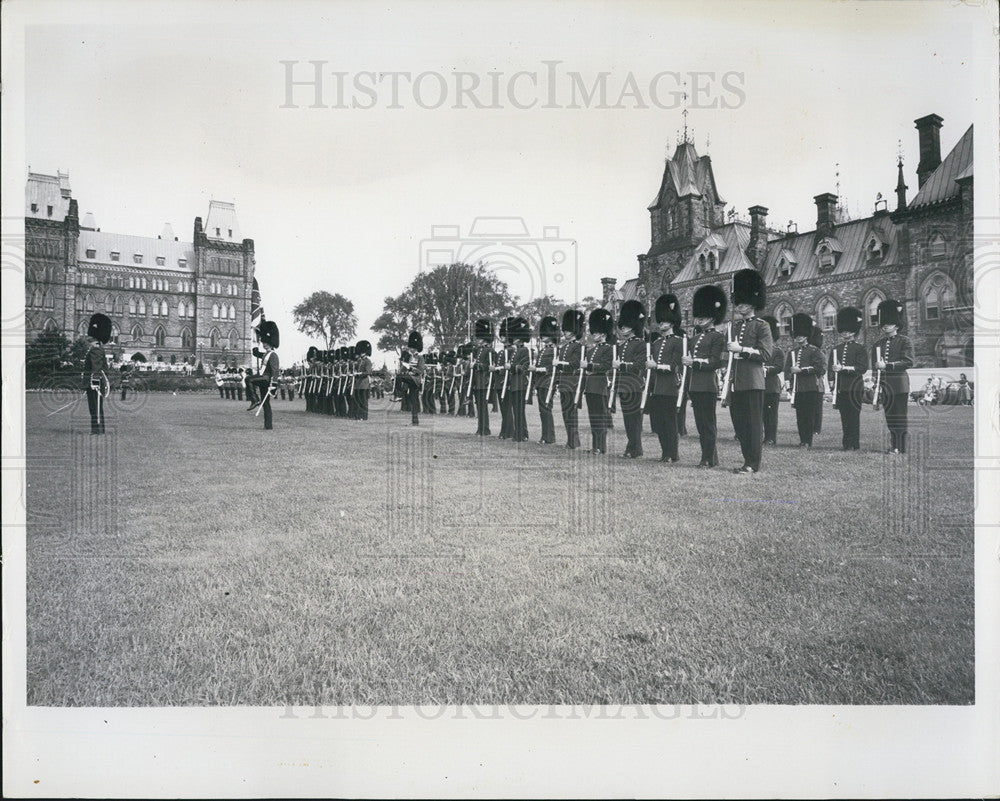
xmin=484 ymin=349 xmax=494 ymax=399
xmin=872 ymin=345 xmax=883 ymax=411
xmin=676 ymin=333 xmax=688 ymax=410
xmin=574 ymin=342 xmax=586 ymax=409
xmin=500 ymin=347 xmax=510 ymax=400
xmin=639 ymin=340 xmax=653 ymax=411
xmin=465 ymin=351 xmax=475 ymax=399
xmin=831 ymin=345 xmax=840 ymax=403
xmin=525 ymin=343 xmax=535 ymax=405
xmin=790 ymin=348 xmax=799 ymax=408
xmin=607 ymin=342 xmax=618 ymax=411
xmin=720 ymin=321 xmax=735 ymax=408
xmin=545 ymin=343 xmax=559 ymax=407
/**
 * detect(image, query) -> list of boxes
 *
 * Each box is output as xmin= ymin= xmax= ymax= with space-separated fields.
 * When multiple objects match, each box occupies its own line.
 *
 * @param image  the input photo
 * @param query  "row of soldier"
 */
xmin=300 ymin=341 xmax=375 ymax=420
xmin=388 ymin=268 xmax=913 ymax=472
xmin=215 ymin=366 xmax=299 ymax=403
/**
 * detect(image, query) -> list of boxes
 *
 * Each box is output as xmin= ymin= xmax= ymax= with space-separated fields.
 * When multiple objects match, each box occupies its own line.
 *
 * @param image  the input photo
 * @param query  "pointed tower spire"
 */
xmin=895 ymin=140 xmax=908 ymax=211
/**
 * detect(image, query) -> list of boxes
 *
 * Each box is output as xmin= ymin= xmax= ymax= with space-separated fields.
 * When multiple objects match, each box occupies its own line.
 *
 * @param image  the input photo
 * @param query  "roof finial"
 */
xmin=835 ymin=161 xmax=841 ymax=199
xmin=705 ymin=132 xmax=711 ymax=150
xmin=896 ymin=138 xmax=903 ymax=166
xmin=682 ymin=94 xmax=689 ymax=144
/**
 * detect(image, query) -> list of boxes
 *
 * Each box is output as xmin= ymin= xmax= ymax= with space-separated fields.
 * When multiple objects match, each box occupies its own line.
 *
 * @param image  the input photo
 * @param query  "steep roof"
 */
xmin=648 ymin=142 xmax=724 ymax=208
xmin=908 ymin=124 xmax=973 ymax=209
xmin=78 ymin=230 xmax=196 ymax=272
xmin=26 ymin=171 xmax=72 ymax=221
xmin=204 ymin=200 xmax=242 ymax=242
xmin=673 ymin=222 xmax=754 ymax=284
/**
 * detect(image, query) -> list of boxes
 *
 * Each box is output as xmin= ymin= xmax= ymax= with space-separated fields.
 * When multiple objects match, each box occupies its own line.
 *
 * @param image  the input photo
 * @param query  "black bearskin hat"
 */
xmin=693 ymin=285 xmax=728 ymax=324
xmin=474 ymin=318 xmax=493 ymax=342
xmin=617 ymin=299 xmax=646 ymax=333
xmin=732 ymin=269 xmax=766 ymax=311
xmin=588 ymin=307 xmax=614 ymax=336
xmin=456 ymin=342 xmax=472 ymax=358
xmin=877 ymin=299 xmax=904 ymax=328
xmin=88 ymin=312 xmax=112 ymax=344
xmin=561 ymin=309 xmax=585 ymax=339
xmin=511 ymin=316 xmax=531 ymax=343
xmin=539 ymin=315 xmax=559 ymax=340
xmin=762 ymin=315 xmax=780 ymax=342
xmin=407 ymin=330 xmax=423 ymax=352
xmin=356 ymin=340 xmax=372 ymax=357
xmin=654 ymin=293 xmax=682 ymax=327
xmin=791 ymin=312 xmax=813 ymax=339
xmin=347 ymin=345 xmax=356 ymax=359
xmin=836 ymin=307 xmax=864 ymax=334
xmin=809 ymin=327 xmax=823 ymax=348
xmin=306 ymin=346 xmax=318 ymax=361
xmin=259 ymin=320 xmax=279 ymax=348
xmin=499 ymin=317 xmax=512 ymax=344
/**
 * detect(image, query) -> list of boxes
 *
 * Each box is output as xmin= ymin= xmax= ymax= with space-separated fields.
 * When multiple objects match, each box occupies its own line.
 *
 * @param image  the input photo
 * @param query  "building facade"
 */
xmin=25 ymin=172 xmax=257 ymax=367
xmin=602 ymin=113 xmax=974 ymax=367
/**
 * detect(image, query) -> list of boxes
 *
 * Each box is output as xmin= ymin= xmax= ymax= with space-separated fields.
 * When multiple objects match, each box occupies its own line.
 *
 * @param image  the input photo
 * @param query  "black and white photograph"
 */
xmin=2 ymin=0 xmax=999 ymax=796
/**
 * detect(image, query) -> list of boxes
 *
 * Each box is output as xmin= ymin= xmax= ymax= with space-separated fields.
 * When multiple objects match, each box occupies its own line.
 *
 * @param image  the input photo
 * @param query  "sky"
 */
xmin=18 ymin=0 xmax=988 ymax=364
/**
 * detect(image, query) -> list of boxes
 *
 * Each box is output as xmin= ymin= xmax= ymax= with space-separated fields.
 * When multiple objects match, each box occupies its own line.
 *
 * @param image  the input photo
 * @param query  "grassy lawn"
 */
xmin=24 ymin=390 xmax=974 ymax=705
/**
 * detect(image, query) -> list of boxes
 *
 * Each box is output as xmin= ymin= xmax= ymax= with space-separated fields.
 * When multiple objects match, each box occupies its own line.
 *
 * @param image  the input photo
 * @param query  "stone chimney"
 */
xmin=814 ymin=193 xmax=838 ymax=239
xmin=747 ymin=205 xmax=769 ymax=268
xmin=601 ymin=277 xmax=617 ymax=306
xmin=915 ymin=114 xmax=943 ymax=188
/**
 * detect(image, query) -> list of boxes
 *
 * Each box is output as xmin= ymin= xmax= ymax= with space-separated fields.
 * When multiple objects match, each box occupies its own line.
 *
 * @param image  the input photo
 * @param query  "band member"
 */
xmin=872 ymin=299 xmax=914 ymax=454
xmin=247 ymin=321 xmax=280 ymax=430
xmin=85 ymin=313 xmax=111 ymax=434
xmin=556 ymin=309 xmax=585 ymax=449
xmin=727 ymin=268 xmax=773 ymax=473
xmin=684 ymin=285 xmax=727 ymax=467
xmin=809 ymin=326 xmax=826 ymax=435
xmin=829 ymin=306 xmax=868 ymax=450
xmin=533 ymin=315 xmax=560 ymax=445
xmin=400 ymin=330 xmax=425 ymax=425
xmin=119 ymin=363 xmax=131 ymax=401
xmin=613 ymin=299 xmax=647 ymax=458
xmin=786 ymin=313 xmax=825 ymax=448
xmin=583 ymin=308 xmax=614 ymax=454
xmin=761 ymin=316 xmax=783 ymax=446
xmin=215 ymin=366 xmax=225 ymax=398
xmin=472 ymin=319 xmax=493 ymax=435
xmin=646 ymin=294 xmax=683 ymax=462
xmin=507 ymin=317 xmax=532 ymax=442
xmin=355 ymin=340 xmax=373 ymax=421
xmin=496 ymin=318 xmax=514 ymax=439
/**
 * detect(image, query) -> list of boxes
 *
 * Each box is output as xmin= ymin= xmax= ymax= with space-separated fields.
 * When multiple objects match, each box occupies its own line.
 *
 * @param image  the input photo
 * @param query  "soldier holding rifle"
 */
xmin=684 ymin=286 xmax=727 ymax=468
xmin=871 ymin=299 xmax=914 ymax=454
xmin=829 ymin=307 xmax=868 ymax=451
xmin=613 ymin=300 xmax=648 ymax=459
xmin=646 ymin=294 xmax=683 ymax=463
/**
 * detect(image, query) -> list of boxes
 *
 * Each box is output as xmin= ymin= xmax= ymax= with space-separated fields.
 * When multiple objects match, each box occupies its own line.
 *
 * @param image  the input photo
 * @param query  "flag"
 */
xmin=250 ymin=278 xmax=264 ymax=338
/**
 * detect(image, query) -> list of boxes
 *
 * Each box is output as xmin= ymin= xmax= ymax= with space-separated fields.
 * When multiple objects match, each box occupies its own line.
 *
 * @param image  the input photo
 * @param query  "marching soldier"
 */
xmin=584 ymin=308 xmax=614 ymax=454
xmin=872 ymin=299 xmax=914 ymax=454
xmin=809 ymin=326 xmax=826 ymax=435
xmin=355 ymin=340 xmax=373 ymax=421
xmin=613 ymin=299 xmax=647 ymax=458
xmin=507 ymin=317 xmax=532 ymax=442
xmin=726 ymin=268 xmax=773 ymax=474
xmin=472 ymin=319 xmax=494 ymax=435
xmin=399 ymin=330 xmax=425 ymax=426
xmin=556 ymin=309 xmax=585 ymax=449
xmin=345 ymin=345 xmax=358 ymax=419
xmin=422 ymin=350 xmax=438 ymax=416
xmin=684 ymin=285 xmax=727 ymax=468
xmin=247 ymin=321 xmax=280 ymax=430
xmin=786 ymin=313 xmax=825 ymax=448
xmin=303 ymin=347 xmax=316 ymax=412
xmin=829 ymin=306 xmax=868 ymax=451
xmin=761 ymin=316 xmax=784 ymax=446
xmin=120 ymin=363 xmax=131 ymax=401
xmin=441 ymin=350 xmax=456 ymax=415
xmin=532 ymin=315 xmax=560 ymax=445
xmin=646 ymin=294 xmax=683 ymax=463
xmin=84 ymin=312 xmax=112 ymax=434
xmin=495 ymin=319 xmax=513 ymax=439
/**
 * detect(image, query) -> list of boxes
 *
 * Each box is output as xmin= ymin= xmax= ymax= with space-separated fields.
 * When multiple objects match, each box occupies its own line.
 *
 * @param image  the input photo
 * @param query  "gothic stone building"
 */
xmin=25 ymin=171 xmax=257 ymax=367
xmin=602 ymin=113 xmax=973 ymax=367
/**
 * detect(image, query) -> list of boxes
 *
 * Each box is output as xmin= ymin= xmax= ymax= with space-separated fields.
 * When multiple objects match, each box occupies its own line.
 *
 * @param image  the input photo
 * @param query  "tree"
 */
xmin=372 ymin=263 xmax=516 ymax=351
xmin=292 ymin=291 xmax=358 ymax=349
xmin=514 ymin=294 xmax=564 ymax=327
xmin=25 ymin=329 xmax=71 ymax=379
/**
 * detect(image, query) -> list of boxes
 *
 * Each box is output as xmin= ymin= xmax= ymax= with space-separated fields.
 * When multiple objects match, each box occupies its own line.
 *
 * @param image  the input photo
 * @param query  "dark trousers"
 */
xmin=731 ymin=389 xmax=764 ymax=470
xmin=690 ymin=392 xmax=719 ymax=465
xmin=676 ymin=392 xmax=688 ymax=435
xmin=347 ymin=391 xmax=358 ymax=419
xmin=405 ymin=381 xmax=421 ymax=424
xmin=647 ymin=394 xmax=679 ymax=460
xmin=729 ymin=402 xmax=739 ymax=442
xmin=618 ymin=391 xmax=643 ymax=456
xmin=883 ymin=387 xmax=908 ymax=452
xmin=499 ymin=390 xmax=513 ymax=438
xmin=120 ymin=385 xmax=129 ymax=401
xmin=509 ymin=389 xmax=528 ymax=442
xmin=559 ymin=389 xmax=581 ymax=448
xmin=355 ymin=388 xmax=369 ymax=420
xmin=793 ymin=391 xmax=821 ymax=445
xmin=763 ymin=392 xmax=780 ymax=443
xmin=218 ymin=386 xmax=225 ymax=398
xmin=536 ymin=384 xmax=556 ymax=443
xmin=474 ymin=388 xmax=491 ymax=435
xmin=444 ymin=389 xmax=455 ymax=415
xmin=836 ymin=390 xmax=861 ymax=449
xmin=86 ymin=388 xmax=105 ymax=434
xmin=584 ymin=392 xmax=610 ymax=452
xmin=236 ymin=385 xmax=244 ymax=401
xmin=249 ymin=377 xmax=273 ymax=429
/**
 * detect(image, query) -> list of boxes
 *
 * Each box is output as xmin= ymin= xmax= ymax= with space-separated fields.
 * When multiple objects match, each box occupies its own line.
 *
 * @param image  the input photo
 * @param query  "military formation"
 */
xmin=299 ymin=341 xmax=375 ymax=420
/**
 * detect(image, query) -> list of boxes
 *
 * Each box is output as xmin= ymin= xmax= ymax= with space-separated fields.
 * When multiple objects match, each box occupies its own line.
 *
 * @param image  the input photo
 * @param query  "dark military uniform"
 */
xmin=687 ymin=326 xmax=726 ymax=466
xmin=534 ymin=339 xmax=558 ymax=444
xmin=762 ymin=327 xmax=784 ymax=446
xmin=508 ymin=331 xmax=531 ymax=442
xmin=85 ymin=342 xmax=109 ymax=434
xmin=472 ymin=340 xmax=493 ymax=435
xmin=355 ymin=341 xmax=373 ymax=421
xmin=872 ymin=331 xmax=914 ymax=453
xmin=830 ymin=339 xmax=868 ymax=450
xmin=616 ymin=333 xmax=646 ymax=457
xmin=729 ymin=315 xmax=773 ymax=471
xmin=786 ymin=341 xmax=825 ymax=447
xmin=557 ymin=338 xmax=584 ymax=449
xmin=647 ymin=332 xmax=682 ymax=461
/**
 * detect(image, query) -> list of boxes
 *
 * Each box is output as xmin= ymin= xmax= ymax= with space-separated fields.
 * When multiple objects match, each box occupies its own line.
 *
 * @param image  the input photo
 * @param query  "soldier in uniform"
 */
xmin=785 ymin=313 xmax=826 ymax=448
xmin=555 ymin=309 xmax=585 ymax=449
xmin=761 ymin=316 xmax=784 ymax=446
xmin=215 ymin=366 xmax=225 ymax=398
xmin=583 ymin=308 xmax=614 ymax=454
xmin=495 ymin=319 xmax=513 ymax=439
xmin=683 ymin=285 xmax=727 ymax=467
xmin=532 ymin=315 xmax=559 ymax=445
xmin=809 ymin=326 xmax=826 ymax=435
xmin=399 ymin=330 xmax=425 ymax=426
xmin=119 ymin=363 xmax=131 ymax=401
xmin=247 ymin=321 xmax=280 ymax=430
xmin=646 ymin=294 xmax=683 ymax=463
xmin=727 ymin=268 xmax=773 ymax=474
xmin=829 ymin=306 xmax=868 ymax=451
xmin=355 ymin=339 xmax=373 ymax=421
xmin=506 ymin=317 xmax=532 ymax=442
xmin=84 ymin=313 xmax=112 ymax=434
xmin=472 ymin=319 xmax=494 ymax=435
xmin=872 ymin=299 xmax=914 ymax=454
xmin=421 ymin=350 xmax=437 ymax=416
xmin=612 ymin=300 xmax=647 ymax=459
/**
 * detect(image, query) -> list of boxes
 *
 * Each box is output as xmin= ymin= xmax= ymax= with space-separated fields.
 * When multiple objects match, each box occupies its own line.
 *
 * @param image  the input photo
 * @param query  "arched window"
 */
xmin=154 ymin=326 xmax=166 ymax=347
xmin=85 ymin=293 xmax=95 ymax=311
xmin=138 ymin=298 xmax=146 ymax=315
xmin=227 ymin=304 xmax=236 ymax=320
xmin=105 ymin=295 xmax=114 ymax=312
xmin=698 ymin=254 xmax=707 ymax=274
xmin=929 ymin=233 xmax=947 ymax=258
xmin=181 ymin=328 xmax=193 ymax=349
xmin=43 ymin=318 xmax=58 ymax=332
xmin=113 ymin=295 xmax=122 ymax=314
xmin=228 ymin=328 xmax=239 ymax=349
xmin=708 ymin=252 xmax=717 ymax=272
xmin=209 ymin=328 xmax=220 ymax=348
xmin=817 ymin=297 xmax=838 ymax=331
xmin=212 ymin=303 xmax=220 ymax=319
xmin=131 ymin=324 xmax=144 ymax=342
xmin=128 ymin=297 xmax=136 ymax=315
xmin=30 ymin=287 xmax=41 ymax=307
xmin=865 ymin=290 xmax=885 ymax=327
xmin=79 ymin=319 xmax=90 ymax=337
xmin=178 ymin=300 xmax=186 ymax=318
xmin=923 ymin=272 xmax=956 ymax=321
xmin=160 ymin=299 xmax=168 ymax=317
xmin=110 ymin=323 xmax=120 ymax=345
xmin=774 ymin=302 xmax=794 ymax=337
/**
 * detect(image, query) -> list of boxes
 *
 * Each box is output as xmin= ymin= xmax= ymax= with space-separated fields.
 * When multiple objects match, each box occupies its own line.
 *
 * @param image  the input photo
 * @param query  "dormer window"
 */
xmin=215 ymin=227 xmax=221 ymax=236
xmin=47 ymin=205 xmax=53 ymax=217
xmin=708 ymin=252 xmax=717 ymax=272
xmin=818 ymin=245 xmax=835 ymax=271
xmin=178 ymin=258 xmax=187 ymax=268
xmin=698 ymin=254 xmax=707 ymax=274
xmin=814 ymin=237 xmax=841 ymax=273
xmin=85 ymin=248 xmax=96 ymax=259
xmin=134 ymin=254 xmax=143 ymax=264
xmin=866 ymin=235 xmax=885 ymax=262
xmin=228 ymin=229 xmax=232 ymax=238
xmin=156 ymin=256 xmax=166 ymax=266
xmin=110 ymin=251 xmax=120 ymax=262
xmin=30 ymin=203 xmax=38 ymax=213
